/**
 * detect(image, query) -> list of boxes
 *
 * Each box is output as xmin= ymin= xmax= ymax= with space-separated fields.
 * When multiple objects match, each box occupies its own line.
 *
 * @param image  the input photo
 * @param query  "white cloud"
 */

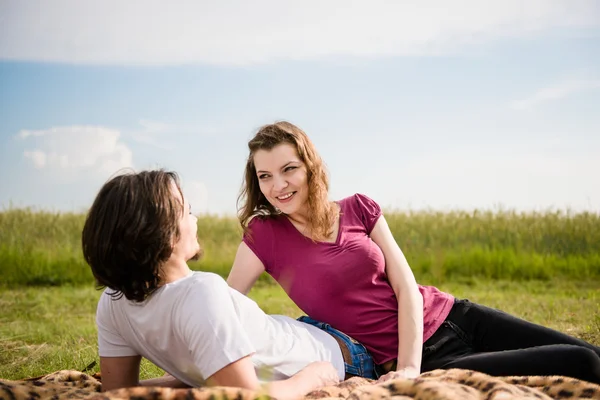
xmin=18 ymin=126 xmax=133 ymax=177
xmin=23 ymin=150 xmax=47 ymax=168
xmin=138 ymin=119 xmax=174 ymax=134
xmin=1 ymin=0 xmax=598 ymax=66
xmin=511 ymin=79 xmax=600 ymax=110
xmin=127 ymin=119 xmax=229 ymax=150
xmin=127 ymin=119 xmax=181 ymax=150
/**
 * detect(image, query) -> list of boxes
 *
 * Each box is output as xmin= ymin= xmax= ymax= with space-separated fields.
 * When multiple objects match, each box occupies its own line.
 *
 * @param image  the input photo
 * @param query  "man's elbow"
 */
xmin=101 ymin=379 xmax=140 ymax=392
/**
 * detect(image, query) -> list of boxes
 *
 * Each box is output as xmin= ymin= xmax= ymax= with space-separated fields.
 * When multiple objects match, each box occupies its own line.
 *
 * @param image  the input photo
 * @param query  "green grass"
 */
xmin=1 ymin=208 xmax=599 ymax=286
xmin=1 ymin=279 xmax=598 ymax=380
xmin=1 ymin=208 xmax=598 ymax=381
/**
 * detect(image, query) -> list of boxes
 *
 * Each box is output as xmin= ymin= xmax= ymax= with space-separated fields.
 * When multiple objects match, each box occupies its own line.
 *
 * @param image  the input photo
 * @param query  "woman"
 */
xmin=227 ymin=121 xmax=600 ymax=384
xmin=82 ymin=169 xmax=378 ymax=399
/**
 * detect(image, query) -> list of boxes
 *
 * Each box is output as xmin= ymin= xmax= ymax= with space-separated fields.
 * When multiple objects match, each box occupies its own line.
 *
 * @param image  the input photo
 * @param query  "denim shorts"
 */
xmin=298 ymin=315 xmax=378 ymax=379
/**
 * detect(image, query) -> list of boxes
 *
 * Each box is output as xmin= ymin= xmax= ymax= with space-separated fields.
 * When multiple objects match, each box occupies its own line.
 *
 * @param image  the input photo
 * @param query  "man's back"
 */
xmin=96 ymin=271 xmax=344 ymax=386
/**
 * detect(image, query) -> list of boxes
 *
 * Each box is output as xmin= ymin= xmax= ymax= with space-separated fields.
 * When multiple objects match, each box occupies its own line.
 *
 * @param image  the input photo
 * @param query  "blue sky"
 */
xmin=1 ymin=1 xmax=599 ymax=215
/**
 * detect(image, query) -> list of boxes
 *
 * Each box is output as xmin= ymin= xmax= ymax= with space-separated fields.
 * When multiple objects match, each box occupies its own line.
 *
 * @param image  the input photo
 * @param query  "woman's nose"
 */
xmin=273 ymin=175 xmax=288 ymax=191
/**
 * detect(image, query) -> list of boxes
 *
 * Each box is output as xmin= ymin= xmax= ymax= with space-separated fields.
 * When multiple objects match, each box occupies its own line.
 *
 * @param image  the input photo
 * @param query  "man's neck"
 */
xmin=161 ymin=260 xmax=192 ymax=284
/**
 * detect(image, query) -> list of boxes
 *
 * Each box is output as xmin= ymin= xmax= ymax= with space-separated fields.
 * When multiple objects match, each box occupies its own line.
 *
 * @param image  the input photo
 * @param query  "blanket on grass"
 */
xmin=1 ymin=368 xmax=599 ymax=400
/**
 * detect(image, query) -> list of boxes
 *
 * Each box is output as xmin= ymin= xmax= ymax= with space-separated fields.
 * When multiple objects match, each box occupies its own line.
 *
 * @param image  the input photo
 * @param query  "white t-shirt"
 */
xmin=96 ymin=271 xmax=345 ymax=386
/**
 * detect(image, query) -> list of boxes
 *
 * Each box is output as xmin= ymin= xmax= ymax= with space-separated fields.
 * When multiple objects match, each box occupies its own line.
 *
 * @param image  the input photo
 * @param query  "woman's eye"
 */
xmin=258 ymin=174 xmax=269 ymax=180
xmin=284 ymin=166 xmax=297 ymax=172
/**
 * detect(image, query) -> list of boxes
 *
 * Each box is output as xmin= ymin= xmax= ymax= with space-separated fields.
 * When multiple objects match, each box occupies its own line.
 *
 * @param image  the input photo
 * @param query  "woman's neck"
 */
xmin=286 ymin=211 xmax=308 ymax=226
xmin=286 ymin=203 xmax=310 ymax=225
xmin=286 ymin=201 xmax=340 ymax=242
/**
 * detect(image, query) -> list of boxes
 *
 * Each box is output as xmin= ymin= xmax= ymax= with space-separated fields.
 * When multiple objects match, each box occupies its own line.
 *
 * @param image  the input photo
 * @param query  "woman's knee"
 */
xmin=562 ymin=345 xmax=599 ymax=363
xmin=559 ymin=345 xmax=600 ymax=383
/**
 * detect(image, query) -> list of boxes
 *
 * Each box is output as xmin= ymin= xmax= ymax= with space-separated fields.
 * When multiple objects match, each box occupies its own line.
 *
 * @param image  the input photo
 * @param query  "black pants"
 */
xmin=421 ymin=299 xmax=600 ymax=384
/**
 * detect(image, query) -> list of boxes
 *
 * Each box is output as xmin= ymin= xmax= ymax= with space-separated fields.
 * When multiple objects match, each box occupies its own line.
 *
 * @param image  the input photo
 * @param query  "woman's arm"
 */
xmin=370 ymin=215 xmax=424 ymax=381
xmin=227 ymin=242 xmax=266 ymax=295
xmin=208 ymin=356 xmax=339 ymax=400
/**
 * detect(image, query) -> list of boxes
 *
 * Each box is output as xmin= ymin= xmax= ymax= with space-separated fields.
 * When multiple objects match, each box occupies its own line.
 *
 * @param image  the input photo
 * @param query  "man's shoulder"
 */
xmin=96 ymin=288 xmax=123 ymax=311
xmin=154 ymin=272 xmax=230 ymax=309
xmin=184 ymin=271 xmax=229 ymax=292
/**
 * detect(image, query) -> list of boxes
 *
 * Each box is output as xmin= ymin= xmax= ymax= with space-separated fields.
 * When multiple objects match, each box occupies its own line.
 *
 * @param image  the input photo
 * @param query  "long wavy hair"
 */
xmin=82 ymin=169 xmax=184 ymax=302
xmin=238 ymin=121 xmax=336 ymax=241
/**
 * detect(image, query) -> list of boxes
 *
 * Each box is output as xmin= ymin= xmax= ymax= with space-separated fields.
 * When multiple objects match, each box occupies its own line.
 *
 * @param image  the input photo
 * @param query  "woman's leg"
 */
xmin=434 ymin=344 xmax=600 ymax=384
xmin=449 ymin=299 xmax=600 ymax=356
xmin=421 ymin=299 xmax=600 ymax=382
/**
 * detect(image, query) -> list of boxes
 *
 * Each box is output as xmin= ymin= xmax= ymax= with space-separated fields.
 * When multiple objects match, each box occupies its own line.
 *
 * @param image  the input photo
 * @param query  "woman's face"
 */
xmin=253 ymin=143 xmax=309 ymax=217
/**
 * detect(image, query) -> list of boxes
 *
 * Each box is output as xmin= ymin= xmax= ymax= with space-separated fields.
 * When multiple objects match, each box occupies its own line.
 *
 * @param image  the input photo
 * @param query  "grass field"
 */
xmin=1 ymin=208 xmax=599 ymax=286
xmin=1 ymin=208 xmax=599 ymax=380
xmin=1 ymin=279 xmax=598 ymax=380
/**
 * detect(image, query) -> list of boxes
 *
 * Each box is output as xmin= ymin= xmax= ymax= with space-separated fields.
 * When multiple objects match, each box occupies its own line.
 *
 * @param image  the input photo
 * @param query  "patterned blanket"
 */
xmin=1 ymin=368 xmax=599 ymax=400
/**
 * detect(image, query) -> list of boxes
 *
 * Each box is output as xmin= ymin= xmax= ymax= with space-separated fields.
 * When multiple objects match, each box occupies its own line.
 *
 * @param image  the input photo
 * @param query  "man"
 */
xmin=82 ymin=169 xmax=375 ymax=399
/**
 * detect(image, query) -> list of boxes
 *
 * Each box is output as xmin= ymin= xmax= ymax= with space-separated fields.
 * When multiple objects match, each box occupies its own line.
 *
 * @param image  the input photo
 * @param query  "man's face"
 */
xmin=170 ymin=182 xmax=202 ymax=262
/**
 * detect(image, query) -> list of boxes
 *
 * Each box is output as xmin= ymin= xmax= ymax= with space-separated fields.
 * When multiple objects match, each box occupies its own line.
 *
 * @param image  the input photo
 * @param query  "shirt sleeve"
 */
xmin=96 ymin=292 xmax=138 ymax=357
xmin=179 ymin=274 xmax=256 ymax=380
xmin=242 ymin=217 xmax=274 ymax=273
xmin=354 ymin=193 xmax=383 ymax=234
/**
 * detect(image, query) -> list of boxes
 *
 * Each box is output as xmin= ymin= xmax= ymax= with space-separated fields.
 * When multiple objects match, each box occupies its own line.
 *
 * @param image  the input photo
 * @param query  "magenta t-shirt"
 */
xmin=243 ymin=193 xmax=454 ymax=364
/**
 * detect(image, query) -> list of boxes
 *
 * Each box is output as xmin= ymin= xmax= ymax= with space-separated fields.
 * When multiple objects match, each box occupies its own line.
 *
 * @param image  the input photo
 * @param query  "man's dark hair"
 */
xmin=82 ymin=169 xmax=183 ymax=302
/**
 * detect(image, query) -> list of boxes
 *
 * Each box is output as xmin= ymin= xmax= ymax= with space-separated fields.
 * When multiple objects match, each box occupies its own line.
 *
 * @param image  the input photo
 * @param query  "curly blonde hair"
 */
xmin=238 ymin=121 xmax=336 ymax=242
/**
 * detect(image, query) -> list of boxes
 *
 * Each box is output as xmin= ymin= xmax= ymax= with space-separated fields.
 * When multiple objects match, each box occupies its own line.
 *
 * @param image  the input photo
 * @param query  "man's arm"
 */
xmin=100 ymin=354 xmax=337 ymax=398
xmin=207 ymin=356 xmax=339 ymax=400
xmin=139 ymin=374 xmax=192 ymax=388
xmin=186 ymin=276 xmax=338 ymax=397
xmin=100 ymin=356 xmax=141 ymax=392
xmin=101 ymin=356 xmax=192 ymax=390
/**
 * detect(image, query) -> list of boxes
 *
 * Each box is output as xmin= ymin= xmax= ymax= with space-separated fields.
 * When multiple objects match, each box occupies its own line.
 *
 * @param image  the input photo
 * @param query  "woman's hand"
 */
xmin=376 ymin=367 xmax=420 ymax=383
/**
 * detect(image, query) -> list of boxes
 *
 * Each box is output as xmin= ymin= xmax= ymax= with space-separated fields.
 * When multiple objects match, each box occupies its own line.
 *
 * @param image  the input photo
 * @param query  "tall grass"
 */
xmin=384 ymin=209 xmax=600 ymax=281
xmin=1 ymin=208 xmax=599 ymax=286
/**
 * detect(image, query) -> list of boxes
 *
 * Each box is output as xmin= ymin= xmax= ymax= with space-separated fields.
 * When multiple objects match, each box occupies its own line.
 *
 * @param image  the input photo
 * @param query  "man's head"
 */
xmin=82 ymin=169 xmax=201 ymax=302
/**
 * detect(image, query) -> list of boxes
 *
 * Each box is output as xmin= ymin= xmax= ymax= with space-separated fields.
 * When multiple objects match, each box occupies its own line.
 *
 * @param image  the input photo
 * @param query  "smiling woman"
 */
xmin=254 ymin=144 xmax=309 ymax=214
xmin=227 ymin=120 xmax=600 ymax=385
xmin=238 ymin=121 xmax=337 ymax=243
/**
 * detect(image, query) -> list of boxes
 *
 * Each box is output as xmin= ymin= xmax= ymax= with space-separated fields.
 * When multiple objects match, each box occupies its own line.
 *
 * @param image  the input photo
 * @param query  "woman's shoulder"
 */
xmin=247 ymin=213 xmax=285 ymax=229
xmin=244 ymin=214 xmax=287 ymax=244
xmin=338 ymin=193 xmax=381 ymax=210
xmin=338 ymin=193 xmax=382 ymax=232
